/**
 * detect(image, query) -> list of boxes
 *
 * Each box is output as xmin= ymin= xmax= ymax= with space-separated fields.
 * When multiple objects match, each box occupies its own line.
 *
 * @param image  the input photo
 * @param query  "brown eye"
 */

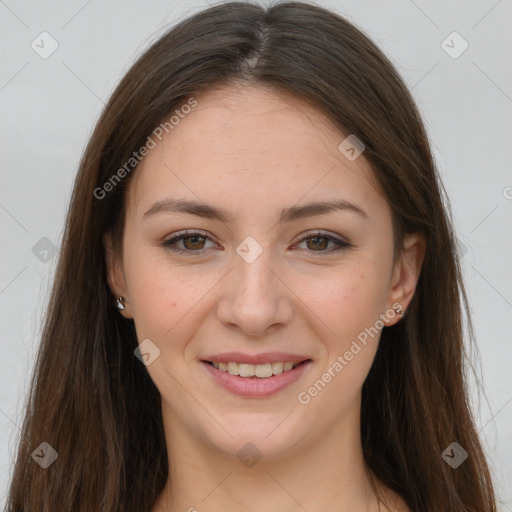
xmin=163 ymin=230 xmax=350 ymax=256
xmin=295 ymin=231 xmax=350 ymax=254
xmin=305 ymin=235 xmax=330 ymax=251
xmin=181 ymin=234 xmax=206 ymax=250
xmin=162 ymin=231 xmax=215 ymax=255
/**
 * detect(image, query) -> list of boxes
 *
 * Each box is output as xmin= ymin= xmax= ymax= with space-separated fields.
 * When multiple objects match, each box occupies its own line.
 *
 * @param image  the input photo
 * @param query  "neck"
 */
xmin=152 ymin=397 xmax=401 ymax=512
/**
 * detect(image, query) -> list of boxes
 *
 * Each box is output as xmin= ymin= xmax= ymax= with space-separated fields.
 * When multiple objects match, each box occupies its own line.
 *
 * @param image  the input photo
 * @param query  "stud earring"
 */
xmin=116 ymin=296 xmax=126 ymax=311
xmin=394 ymin=304 xmax=404 ymax=316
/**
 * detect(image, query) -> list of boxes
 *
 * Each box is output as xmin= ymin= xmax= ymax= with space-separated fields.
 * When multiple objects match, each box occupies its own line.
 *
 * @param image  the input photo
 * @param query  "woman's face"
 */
xmin=106 ymin=83 xmax=423 ymax=460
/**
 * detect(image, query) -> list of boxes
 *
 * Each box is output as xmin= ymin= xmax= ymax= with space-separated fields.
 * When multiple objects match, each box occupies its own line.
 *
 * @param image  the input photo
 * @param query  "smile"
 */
xmin=201 ymin=359 xmax=312 ymax=398
xmin=209 ymin=361 xmax=302 ymax=378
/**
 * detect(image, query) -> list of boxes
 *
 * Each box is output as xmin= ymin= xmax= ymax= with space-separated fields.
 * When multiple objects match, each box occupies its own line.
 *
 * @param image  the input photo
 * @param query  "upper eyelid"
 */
xmin=165 ymin=229 xmax=217 ymax=243
xmin=300 ymin=230 xmax=349 ymax=244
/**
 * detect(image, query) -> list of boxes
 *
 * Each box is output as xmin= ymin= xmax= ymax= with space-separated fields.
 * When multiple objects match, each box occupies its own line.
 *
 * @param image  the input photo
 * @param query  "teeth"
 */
xmin=238 ymin=363 xmax=255 ymax=377
xmin=210 ymin=361 xmax=301 ymax=378
xmin=255 ymin=363 xmax=272 ymax=378
xmin=271 ymin=362 xmax=283 ymax=375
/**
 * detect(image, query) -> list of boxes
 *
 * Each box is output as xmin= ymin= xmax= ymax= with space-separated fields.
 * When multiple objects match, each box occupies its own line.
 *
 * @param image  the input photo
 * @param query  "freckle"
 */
xmin=172 ymin=302 xmax=176 ymax=307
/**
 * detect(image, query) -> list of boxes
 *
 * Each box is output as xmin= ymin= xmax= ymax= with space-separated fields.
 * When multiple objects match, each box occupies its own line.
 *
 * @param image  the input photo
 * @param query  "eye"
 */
xmin=162 ymin=229 xmax=350 ymax=256
xmin=162 ymin=230 xmax=217 ymax=255
xmin=293 ymin=230 xmax=351 ymax=254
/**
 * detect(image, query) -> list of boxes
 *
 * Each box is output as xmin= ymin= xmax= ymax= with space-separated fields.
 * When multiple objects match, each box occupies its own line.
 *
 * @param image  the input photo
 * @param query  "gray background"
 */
xmin=1 ymin=0 xmax=511 ymax=508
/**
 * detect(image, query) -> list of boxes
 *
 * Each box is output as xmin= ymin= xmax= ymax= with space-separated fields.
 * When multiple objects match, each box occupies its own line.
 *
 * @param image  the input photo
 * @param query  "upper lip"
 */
xmin=203 ymin=352 xmax=312 ymax=365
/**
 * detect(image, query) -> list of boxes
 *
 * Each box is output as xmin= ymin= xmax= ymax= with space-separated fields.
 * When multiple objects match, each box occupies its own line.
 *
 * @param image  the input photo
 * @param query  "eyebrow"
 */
xmin=143 ymin=197 xmax=368 ymax=223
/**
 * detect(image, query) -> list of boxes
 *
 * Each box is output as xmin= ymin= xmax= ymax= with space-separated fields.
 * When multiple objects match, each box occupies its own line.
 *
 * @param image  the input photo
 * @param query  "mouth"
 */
xmin=200 ymin=358 xmax=313 ymax=398
xmin=202 ymin=359 xmax=311 ymax=378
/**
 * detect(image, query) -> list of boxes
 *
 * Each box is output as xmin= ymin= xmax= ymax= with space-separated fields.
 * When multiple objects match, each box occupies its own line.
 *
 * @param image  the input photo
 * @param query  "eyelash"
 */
xmin=161 ymin=230 xmax=351 ymax=256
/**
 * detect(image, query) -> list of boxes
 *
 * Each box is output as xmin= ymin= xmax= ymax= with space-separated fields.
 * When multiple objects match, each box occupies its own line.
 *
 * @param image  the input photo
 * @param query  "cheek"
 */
xmin=296 ymin=272 xmax=385 ymax=410
xmin=299 ymin=261 xmax=388 ymax=336
xmin=123 ymin=245 xmax=229 ymax=353
xmin=297 ymin=261 xmax=388 ymax=383
xmin=123 ymin=247 xmax=193 ymax=340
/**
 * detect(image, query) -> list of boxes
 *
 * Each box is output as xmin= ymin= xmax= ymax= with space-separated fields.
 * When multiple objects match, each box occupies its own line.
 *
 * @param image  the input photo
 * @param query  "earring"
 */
xmin=116 ymin=296 xmax=126 ymax=311
xmin=394 ymin=304 xmax=404 ymax=316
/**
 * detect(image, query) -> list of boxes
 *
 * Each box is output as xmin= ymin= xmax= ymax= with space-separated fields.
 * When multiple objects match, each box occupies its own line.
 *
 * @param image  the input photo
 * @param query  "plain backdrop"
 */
xmin=1 ymin=0 xmax=511 ymax=509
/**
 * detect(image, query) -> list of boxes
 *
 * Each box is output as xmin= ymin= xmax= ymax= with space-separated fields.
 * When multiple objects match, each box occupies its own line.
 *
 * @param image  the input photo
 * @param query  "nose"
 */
xmin=216 ymin=250 xmax=294 ymax=337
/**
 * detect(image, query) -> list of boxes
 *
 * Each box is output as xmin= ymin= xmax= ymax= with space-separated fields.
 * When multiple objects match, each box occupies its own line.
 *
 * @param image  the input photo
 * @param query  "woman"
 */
xmin=5 ymin=1 xmax=498 ymax=511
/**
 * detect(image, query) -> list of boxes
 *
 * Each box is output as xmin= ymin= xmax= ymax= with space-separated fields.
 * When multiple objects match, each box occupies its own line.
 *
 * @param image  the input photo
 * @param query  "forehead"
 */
xmin=126 ymin=82 xmax=385 ymax=220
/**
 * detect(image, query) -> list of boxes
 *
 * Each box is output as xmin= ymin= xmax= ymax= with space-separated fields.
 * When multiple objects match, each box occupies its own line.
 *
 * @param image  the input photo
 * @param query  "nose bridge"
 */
xmin=234 ymin=233 xmax=278 ymax=295
xmin=216 ymin=239 xmax=293 ymax=334
xmin=238 ymin=250 xmax=276 ymax=299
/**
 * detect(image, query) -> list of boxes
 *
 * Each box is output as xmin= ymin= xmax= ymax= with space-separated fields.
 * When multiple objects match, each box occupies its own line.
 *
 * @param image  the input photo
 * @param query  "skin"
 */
xmin=105 ymin=82 xmax=425 ymax=512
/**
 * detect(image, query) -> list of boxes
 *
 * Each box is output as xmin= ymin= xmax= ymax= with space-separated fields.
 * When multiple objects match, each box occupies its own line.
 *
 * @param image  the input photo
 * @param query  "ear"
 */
xmin=103 ymin=232 xmax=133 ymax=319
xmin=384 ymin=232 xmax=426 ymax=326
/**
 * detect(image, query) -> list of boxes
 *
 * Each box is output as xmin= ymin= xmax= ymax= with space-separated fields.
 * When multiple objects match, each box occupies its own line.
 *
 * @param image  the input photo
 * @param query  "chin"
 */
xmin=199 ymin=414 xmax=307 ymax=463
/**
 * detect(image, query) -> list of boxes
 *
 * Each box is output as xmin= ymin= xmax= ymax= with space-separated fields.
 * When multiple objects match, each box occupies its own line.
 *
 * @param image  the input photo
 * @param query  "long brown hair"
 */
xmin=6 ymin=2 xmax=497 ymax=510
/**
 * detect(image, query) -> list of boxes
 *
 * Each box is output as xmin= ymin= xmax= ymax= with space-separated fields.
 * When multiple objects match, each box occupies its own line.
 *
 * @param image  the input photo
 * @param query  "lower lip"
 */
xmin=201 ymin=360 xmax=312 ymax=398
